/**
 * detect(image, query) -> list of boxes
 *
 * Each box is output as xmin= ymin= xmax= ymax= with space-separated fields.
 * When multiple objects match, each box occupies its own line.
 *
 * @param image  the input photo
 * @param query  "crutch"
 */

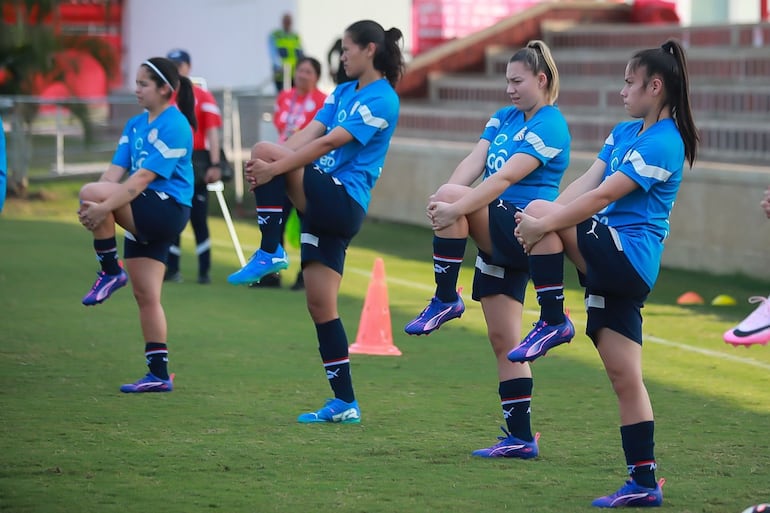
xmin=206 ymin=180 xmax=246 ymax=267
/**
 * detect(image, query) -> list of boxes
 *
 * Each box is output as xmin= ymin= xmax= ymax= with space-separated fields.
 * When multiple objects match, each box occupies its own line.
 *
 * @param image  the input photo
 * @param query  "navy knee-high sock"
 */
xmin=528 ymin=253 xmax=565 ymax=324
xmin=94 ymin=237 xmax=121 ymax=275
xmin=432 ymin=236 xmax=466 ymax=302
xmin=253 ymin=175 xmax=286 ymax=253
xmin=145 ymin=342 xmax=169 ymax=380
xmin=316 ymin=318 xmax=355 ymax=403
xmin=621 ymin=421 xmax=657 ymax=488
xmin=499 ymin=378 xmax=533 ymax=442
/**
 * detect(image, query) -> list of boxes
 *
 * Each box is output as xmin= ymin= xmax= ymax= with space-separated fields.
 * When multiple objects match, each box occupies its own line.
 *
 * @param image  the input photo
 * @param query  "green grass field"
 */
xmin=2 ymin=179 xmax=769 ymax=513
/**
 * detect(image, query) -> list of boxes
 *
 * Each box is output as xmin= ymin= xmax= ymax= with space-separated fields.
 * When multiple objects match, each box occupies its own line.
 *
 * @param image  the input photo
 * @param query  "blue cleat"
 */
xmin=82 ymin=269 xmax=128 ymax=306
xmin=472 ymin=427 xmax=540 ymax=459
xmin=119 ymin=372 xmax=174 ymax=393
xmin=297 ymin=398 xmax=361 ymax=424
xmin=227 ymin=245 xmax=289 ymax=286
xmin=591 ymin=479 xmax=664 ymax=508
xmin=404 ymin=294 xmax=465 ymax=335
xmin=507 ymin=317 xmax=575 ymax=363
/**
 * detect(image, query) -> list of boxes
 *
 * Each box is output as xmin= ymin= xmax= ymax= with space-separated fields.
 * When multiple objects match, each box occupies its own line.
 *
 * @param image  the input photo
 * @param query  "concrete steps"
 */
xmin=397 ymin=22 xmax=770 ymax=165
xmin=383 ymin=19 xmax=770 ymax=280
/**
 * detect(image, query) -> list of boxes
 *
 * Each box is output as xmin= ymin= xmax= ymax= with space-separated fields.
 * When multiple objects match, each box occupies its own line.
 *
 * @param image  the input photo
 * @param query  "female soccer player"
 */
xmin=163 ymin=48 xmax=223 ymax=285
xmin=253 ymin=56 xmax=328 ymax=290
xmin=509 ymin=40 xmax=699 ymax=507
xmin=230 ymin=20 xmax=405 ymax=423
xmin=78 ymin=57 xmax=196 ymax=393
xmin=403 ymin=41 xmax=569 ymax=457
xmin=723 ymin=185 xmax=770 ymax=347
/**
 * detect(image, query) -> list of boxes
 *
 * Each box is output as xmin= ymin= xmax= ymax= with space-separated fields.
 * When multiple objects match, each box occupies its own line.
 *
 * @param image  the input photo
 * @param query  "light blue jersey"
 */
xmin=112 ymin=106 xmax=194 ymax=207
xmin=596 ymin=118 xmax=685 ymax=288
xmin=313 ymin=78 xmax=400 ymax=212
xmin=480 ymin=105 xmax=570 ymax=207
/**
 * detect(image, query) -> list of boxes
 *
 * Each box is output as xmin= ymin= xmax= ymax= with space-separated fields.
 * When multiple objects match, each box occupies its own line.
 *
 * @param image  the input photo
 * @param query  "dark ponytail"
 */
xmin=345 ymin=20 xmax=405 ymax=87
xmin=629 ymin=39 xmax=699 ymax=167
xmin=141 ymin=57 xmax=197 ymax=131
xmin=176 ymin=76 xmax=196 ymax=130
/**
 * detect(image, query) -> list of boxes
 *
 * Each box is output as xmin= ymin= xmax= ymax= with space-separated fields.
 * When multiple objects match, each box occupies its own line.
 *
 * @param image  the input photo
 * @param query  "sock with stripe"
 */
xmin=196 ymin=238 xmax=211 ymax=278
xmin=499 ymin=378 xmax=533 ymax=442
xmin=167 ymin=237 xmax=181 ymax=274
xmin=316 ymin=318 xmax=355 ymax=403
xmin=433 ymin=236 xmax=466 ymax=302
xmin=621 ymin=421 xmax=657 ymax=488
xmin=144 ymin=342 xmax=169 ymax=380
xmin=94 ymin=237 xmax=121 ymax=275
xmin=528 ymin=253 xmax=565 ymax=324
xmin=253 ymin=174 xmax=286 ymax=254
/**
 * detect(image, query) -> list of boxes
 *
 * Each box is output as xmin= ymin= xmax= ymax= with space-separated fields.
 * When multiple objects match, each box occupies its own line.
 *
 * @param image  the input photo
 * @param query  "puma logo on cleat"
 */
xmin=332 ymin=408 xmax=360 ymax=422
xmin=423 ymin=307 xmax=454 ymax=331
xmin=95 ymin=277 xmax=120 ymax=302
xmin=525 ymin=330 xmax=560 ymax=357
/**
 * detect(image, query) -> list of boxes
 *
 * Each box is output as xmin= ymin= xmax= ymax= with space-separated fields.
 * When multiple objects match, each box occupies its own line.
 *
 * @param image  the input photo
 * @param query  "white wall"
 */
xmin=675 ymin=0 xmax=762 ymax=25
xmin=121 ymin=0 xmax=764 ymax=90
xmin=296 ymin=0 xmax=412 ymax=92
xmin=121 ymin=0 xmax=411 ymax=92
xmin=729 ymin=0 xmax=762 ymax=22
xmin=123 ymin=0 xmax=297 ymax=90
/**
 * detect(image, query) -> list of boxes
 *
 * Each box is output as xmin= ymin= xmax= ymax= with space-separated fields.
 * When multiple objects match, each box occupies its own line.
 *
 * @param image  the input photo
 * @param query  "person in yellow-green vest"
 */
xmin=268 ymin=12 xmax=304 ymax=92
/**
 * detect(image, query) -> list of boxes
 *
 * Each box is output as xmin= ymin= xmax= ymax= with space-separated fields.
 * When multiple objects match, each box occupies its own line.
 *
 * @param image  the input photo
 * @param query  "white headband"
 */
xmin=143 ymin=60 xmax=173 ymax=89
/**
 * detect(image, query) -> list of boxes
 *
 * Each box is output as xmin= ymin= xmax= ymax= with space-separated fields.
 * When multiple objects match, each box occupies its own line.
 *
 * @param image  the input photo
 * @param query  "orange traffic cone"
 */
xmin=349 ymin=257 xmax=402 ymax=356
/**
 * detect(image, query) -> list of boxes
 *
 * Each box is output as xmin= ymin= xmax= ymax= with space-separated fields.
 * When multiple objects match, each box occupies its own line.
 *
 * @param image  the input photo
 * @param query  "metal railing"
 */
xmin=1 ymin=86 xmax=278 ymax=203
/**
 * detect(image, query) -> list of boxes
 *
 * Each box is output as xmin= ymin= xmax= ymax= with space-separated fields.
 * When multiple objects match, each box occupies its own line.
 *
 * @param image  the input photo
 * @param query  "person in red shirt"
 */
xmin=273 ymin=57 xmax=327 ymax=142
xmin=255 ymin=57 xmax=326 ymax=290
xmin=165 ymin=49 xmax=223 ymax=284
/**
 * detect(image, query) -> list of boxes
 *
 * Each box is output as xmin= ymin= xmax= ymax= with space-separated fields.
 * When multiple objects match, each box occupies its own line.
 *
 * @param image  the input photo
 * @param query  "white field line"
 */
xmin=207 ymin=235 xmax=770 ymax=370
xmin=347 ymin=266 xmax=770 ymax=371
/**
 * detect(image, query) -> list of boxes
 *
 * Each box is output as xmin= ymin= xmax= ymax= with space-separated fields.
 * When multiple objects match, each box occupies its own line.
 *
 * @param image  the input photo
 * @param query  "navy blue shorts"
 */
xmin=576 ymin=217 xmax=650 ymax=345
xmin=472 ymin=250 xmax=529 ymax=303
xmin=471 ymin=201 xmax=529 ymax=302
xmin=300 ymin=165 xmax=366 ymax=275
xmin=125 ymin=190 xmax=190 ymax=263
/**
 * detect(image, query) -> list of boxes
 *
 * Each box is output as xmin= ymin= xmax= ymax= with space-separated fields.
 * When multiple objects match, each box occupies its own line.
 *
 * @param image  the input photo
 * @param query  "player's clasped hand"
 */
xmin=426 ymin=201 xmax=459 ymax=231
xmin=513 ymin=211 xmax=544 ymax=254
xmin=244 ymin=157 xmax=274 ymax=190
xmin=78 ymin=200 xmax=106 ymax=231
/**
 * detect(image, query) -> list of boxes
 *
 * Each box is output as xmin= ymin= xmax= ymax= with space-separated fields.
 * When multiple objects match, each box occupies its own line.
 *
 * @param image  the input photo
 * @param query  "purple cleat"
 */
xmin=82 ymin=269 xmax=128 ymax=306
xmin=507 ymin=317 xmax=575 ymax=363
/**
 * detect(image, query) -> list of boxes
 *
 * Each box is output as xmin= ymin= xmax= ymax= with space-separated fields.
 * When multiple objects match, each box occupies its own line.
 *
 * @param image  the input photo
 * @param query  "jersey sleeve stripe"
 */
xmin=152 ymin=138 xmax=188 ymax=159
xmin=357 ymin=105 xmax=389 ymax=130
xmin=524 ymin=131 xmax=563 ymax=159
xmin=485 ymin=118 xmax=501 ymax=129
xmin=628 ymin=150 xmax=672 ymax=181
